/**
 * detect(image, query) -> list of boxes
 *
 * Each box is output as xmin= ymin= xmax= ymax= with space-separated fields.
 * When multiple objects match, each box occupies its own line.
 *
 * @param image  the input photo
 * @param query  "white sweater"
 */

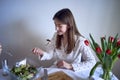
xmin=41 ymin=33 xmax=96 ymax=72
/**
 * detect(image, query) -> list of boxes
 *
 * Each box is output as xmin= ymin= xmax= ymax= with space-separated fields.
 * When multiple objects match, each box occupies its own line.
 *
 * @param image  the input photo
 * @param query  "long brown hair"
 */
xmin=53 ymin=8 xmax=81 ymax=54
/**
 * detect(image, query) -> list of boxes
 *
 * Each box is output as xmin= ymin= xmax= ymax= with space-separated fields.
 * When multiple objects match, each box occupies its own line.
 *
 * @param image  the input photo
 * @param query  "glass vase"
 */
xmin=102 ymin=69 xmax=111 ymax=80
xmin=101 ymin=63 xmax=113 ymax=80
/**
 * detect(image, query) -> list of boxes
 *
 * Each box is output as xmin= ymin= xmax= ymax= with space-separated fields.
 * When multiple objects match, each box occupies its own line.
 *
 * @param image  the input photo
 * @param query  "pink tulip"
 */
xmin=96 ymin=47 xmax=102 ymax=54
xmin=101 ymin=37 xmax=105 ymax=40
xmin=118 ymin=54 xmax=120 ymax=58
xmin=109 ymin=36 xmax=114 ymax=42
xmin=117 ymin=40 xmax=120 ymax=47
xmin=106 ymin=49 xmax=112 ymax=55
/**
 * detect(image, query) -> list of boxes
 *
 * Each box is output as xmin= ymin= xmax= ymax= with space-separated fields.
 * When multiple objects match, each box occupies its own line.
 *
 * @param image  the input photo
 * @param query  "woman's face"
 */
xmin=54 ymin=19 xmax=67 ymax=36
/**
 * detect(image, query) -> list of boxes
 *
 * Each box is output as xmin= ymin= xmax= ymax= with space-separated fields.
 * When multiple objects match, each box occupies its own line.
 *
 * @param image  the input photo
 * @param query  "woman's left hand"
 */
xmin=56 ymin=60 xmax=73 ymax=70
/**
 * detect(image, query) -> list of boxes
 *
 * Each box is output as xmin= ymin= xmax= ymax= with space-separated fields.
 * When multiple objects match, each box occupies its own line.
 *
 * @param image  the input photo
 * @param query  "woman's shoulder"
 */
xmin=75 ymin=35 xmax=86 ymax=41
xmin=75 ymin=35 xmax=89 ymax=46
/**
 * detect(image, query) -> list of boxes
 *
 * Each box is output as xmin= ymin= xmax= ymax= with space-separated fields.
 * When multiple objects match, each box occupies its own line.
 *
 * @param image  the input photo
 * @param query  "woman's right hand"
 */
xmin=32 ymin=47 xmax=44 ymax=56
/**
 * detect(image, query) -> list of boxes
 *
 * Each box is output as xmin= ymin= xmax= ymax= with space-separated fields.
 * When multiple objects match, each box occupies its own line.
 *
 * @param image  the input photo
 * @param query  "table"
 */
xmin=39 ymin=67 xmax=118 ymax=80
xmin=0 ymin=67 xmax=118 ymax=80
xmin=0 ymin=69 xmax=11 ymax=80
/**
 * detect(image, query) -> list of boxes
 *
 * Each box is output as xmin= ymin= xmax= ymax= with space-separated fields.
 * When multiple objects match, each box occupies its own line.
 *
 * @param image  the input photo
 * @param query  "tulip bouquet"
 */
xmin=89 ymin=34 xmax=120 ymax=80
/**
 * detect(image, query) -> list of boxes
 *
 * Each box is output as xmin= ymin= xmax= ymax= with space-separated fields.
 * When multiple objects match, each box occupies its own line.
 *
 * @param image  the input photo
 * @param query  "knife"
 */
xmin=44 ymin=69 xmax=48 ymax=80
xmin=41 ymin=69 xmax=48 ymax=80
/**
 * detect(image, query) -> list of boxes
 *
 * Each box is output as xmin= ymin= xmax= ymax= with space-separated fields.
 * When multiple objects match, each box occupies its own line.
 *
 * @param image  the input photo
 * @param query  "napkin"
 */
xmin=15 ymin=58 xmax=27 ymax=67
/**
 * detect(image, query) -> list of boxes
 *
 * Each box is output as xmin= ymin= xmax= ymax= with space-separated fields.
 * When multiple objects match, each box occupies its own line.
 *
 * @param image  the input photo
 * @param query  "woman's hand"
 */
xmin=56 ymin=60 xmax=73 ymax=70
xmin=32 ymin=47 xmax=44 ymax=56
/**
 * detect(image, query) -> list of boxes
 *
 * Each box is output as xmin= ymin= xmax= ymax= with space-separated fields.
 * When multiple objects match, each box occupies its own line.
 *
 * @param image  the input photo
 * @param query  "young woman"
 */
xmin=32 ymin=8 xmax=96 ymax=72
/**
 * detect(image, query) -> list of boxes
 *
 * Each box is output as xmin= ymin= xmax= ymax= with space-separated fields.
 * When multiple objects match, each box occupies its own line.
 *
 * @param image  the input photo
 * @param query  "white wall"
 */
xmin=0 ymin=0 xmax=120 ymax=79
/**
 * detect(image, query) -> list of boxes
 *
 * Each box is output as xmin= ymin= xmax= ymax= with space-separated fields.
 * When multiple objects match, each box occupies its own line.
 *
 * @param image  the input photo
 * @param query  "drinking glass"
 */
xmin=2 ymin=59 xmax=9 ymax=76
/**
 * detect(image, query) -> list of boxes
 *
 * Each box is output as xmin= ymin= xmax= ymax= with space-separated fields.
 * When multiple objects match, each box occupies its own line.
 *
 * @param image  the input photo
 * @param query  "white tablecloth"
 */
xmin=0 ymin=67 xmax=119 ymax=80
xmin=37 ymin=67 xmax=118 ymax=80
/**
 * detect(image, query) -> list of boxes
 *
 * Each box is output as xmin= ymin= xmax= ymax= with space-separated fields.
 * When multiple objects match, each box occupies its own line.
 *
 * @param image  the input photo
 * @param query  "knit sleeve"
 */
xmin=72 ymin=38 xmax=96 ymax=72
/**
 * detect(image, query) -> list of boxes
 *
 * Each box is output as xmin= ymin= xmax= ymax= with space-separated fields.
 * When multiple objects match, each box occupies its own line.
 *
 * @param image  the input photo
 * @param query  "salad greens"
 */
xmin=10 ymin=64 xmax=37 ymax=80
